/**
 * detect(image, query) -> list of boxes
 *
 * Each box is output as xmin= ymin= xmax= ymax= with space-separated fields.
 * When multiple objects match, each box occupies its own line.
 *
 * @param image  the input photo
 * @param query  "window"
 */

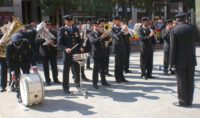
xmin=0 ymin=0 xmax=13 ymax=6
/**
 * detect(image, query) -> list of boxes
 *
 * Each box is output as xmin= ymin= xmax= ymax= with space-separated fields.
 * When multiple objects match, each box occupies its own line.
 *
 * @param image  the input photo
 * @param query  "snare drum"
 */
xmin=72 ymin=53 xmax=87 ymax=61
xmin=20 ymin=73 xmax=45 ymax=106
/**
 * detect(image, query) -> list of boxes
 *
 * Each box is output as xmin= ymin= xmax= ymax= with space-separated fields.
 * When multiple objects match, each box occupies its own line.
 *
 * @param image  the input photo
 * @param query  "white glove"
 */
xmin=32 ymin=66 xmax=38 ymax=73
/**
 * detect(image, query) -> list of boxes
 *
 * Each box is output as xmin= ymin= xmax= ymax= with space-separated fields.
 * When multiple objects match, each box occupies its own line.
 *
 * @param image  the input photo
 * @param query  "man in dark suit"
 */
xmin=104 ymin=40 xmax=112 ymax=76
xmin=111 ymin=16 xmax=129 ymax=83
xmin=170 ymin=12 xmax=197 ymax=107
xmin=138 ymin=17 xmax=155 ymax=80
xmin=36 ymin=22 xmax=61 ymax=86
xmin=6 ymin=32 xmax=37 ymax=103
xmin=58 ymin=15 xmax=84 ymax=94
xmin=0 ymin=31 xmax=8 ymax=92
xmin=124 ymin=27 xmax=132 ymax=74
xmin=162 ymin=19 xmax=174 ymax=75
xmin=88 ymin=19 xmax=111 ymax=89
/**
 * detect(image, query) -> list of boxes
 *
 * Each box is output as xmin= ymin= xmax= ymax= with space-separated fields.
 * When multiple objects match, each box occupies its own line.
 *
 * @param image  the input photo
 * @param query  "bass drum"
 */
xmin=20 ymin=73 xmax=45 ymax=106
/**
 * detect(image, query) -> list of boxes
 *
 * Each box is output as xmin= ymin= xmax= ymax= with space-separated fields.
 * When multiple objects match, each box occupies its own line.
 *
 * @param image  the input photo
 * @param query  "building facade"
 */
xmin=0 ymin=0 xmax=41 ymax=25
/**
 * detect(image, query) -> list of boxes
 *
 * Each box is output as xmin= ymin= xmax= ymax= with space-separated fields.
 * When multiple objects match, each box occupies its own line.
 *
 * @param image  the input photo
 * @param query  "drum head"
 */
xmin=20 ymin=76 xmax=29 ymax=106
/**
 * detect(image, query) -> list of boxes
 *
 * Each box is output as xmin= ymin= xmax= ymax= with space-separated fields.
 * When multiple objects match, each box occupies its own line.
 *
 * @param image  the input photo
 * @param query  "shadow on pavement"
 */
xmin=30 ymin=98 xmax=96 ymax=115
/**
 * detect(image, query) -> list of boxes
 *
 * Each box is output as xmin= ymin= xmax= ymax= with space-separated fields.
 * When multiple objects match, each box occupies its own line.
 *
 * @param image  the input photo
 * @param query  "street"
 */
xmin=0 ymin=48 xmax=200 ymax=118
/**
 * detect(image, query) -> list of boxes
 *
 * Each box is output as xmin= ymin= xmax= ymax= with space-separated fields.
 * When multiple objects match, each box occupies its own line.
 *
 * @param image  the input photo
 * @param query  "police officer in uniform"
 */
xmin=58 ymin=15 xmax=84 ymax=94
xmin=88 ymin=18 xmax=111 ymax=89
xmin=170 ymin=12 xmax=197 ymax=107
xmin=111 ymin=16 xmax=129 ymax=83
xmin=138 ymin=17 xmax=155 ymax=80
xmin=6 ymin=32 xmax=37 ymax=103
xmin=0 ymin=31 xmax=8 ymax=92
xmin=36 ymin=22 xmax=61 ymax=86
xmin=162 ymin=19 xmax=173 ymax=75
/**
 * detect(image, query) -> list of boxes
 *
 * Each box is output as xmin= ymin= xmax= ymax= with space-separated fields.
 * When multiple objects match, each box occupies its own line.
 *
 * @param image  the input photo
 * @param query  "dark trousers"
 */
xmin=0 ymin=58 xmax=7 ymax=90
xmin=176 ymin=66 xmax=195 ymax=105
xmin=115 ymin=52 xmax=125 ymax=81
xmin=124 ymin=49 xmax=131 ymax=72
xmin=93 ymin=57 xmax=107 ymax=85
xmin=71 ymin=63 xmax=86 ymax=80
xmin=63 ymin=59 xmax=80 ymax=90
xmin=14 ymin=66 xmax=30 ymax=98
xmin=86 ymin=55 xmax=91 ymax=68
xmin=140 ymin=52 xmax=153 ymax=77
xmin=105 ymin=48 xmax=110 ymax=74
xmin=164 ymin=51 xmax=169 ymax=72
xmin=42 ymin=55 xmax=58 ymax=83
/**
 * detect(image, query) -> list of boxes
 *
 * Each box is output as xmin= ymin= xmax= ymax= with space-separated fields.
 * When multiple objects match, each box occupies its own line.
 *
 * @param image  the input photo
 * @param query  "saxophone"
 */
xmin=0 ymin=16 xmax=24 ymax=58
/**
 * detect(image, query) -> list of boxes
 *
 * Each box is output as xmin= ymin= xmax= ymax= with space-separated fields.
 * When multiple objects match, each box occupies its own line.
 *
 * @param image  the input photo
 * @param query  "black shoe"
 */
xmin=93 ymin=85 xmax=99 ymax=89
xmin=76 ymin=84 xmax=80 ymax=88
xmin=116 ymin=80 xmax=121 ymax=83
xmin=147 ymin=76 xmax=155 ymax=79
xmin=141 ymin=75 xmax=148 ymax=80
xmin=170 ymin=70 xmax=175 ymax=75
xmin=164 ymin=72 xmax=169 ymax=76
xmin=102 ymin=82 xmax=111 ymax=86
xmin=105 ymin=73 xmax=113 ymax=76
xmin=172 ymin=102 xmax=190 ymax=107
xmin=0 ymin=89 xmax=6 ymax=92
xmin=46 ymin=82 xmax=51 ymax=86
xmin=86 ymin=66 xmax=92 ymax=70
xmin=54 ymin=80 xmax=62 ymax=84
xmin=121 ymin=79 xmax=129 ymax=82
xmin=64 ymin=89 xmax=71 ymax=94
xmin=124 ymin=70 xmax=132 ymax=74
xmin=82 ymin=77 xmax=90 ymax=82
xmin=18 ymin=97 xmax=22 ymax=103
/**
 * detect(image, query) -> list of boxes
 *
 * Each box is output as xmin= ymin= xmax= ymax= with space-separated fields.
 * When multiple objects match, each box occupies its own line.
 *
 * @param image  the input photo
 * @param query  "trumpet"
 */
xmin=104 ymin=22 xmax=113 ymax=32
xmin=121 ymin=25 xmax=135 ymax=37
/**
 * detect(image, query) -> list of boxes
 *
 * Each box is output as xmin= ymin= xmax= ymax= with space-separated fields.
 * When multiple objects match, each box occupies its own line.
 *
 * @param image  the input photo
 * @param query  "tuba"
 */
xmin=0 ymin=16 xmax=24 ymax=58
xmin=36 ymin=21 xmax=56 ymax=47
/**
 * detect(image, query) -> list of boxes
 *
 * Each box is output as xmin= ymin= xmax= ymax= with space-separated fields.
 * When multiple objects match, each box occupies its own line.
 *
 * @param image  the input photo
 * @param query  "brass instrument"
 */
xmin=104 ymin=22 xmax=113 ymax=32
xmin=36 ymin=21 xmax=57 ymax=47
xmin=0 ymin=16 xmax=24 ymax=58
xmin=0 ymin=22 xmax=11 ymax=34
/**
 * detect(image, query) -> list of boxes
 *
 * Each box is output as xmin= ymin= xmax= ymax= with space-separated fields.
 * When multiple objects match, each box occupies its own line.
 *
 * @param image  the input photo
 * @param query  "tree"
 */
xmin=41 ymin=0 xmax=70 ymax=25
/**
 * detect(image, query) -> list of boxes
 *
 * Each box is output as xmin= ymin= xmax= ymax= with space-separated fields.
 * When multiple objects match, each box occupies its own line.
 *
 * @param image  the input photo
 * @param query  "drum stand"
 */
xmin=72 ymin=59 xmax=89 ymax=99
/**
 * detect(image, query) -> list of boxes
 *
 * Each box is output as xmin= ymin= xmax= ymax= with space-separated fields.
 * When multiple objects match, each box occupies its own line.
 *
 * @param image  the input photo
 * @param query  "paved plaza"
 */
xmin=0 ymin=47 xmax=200 ymax=118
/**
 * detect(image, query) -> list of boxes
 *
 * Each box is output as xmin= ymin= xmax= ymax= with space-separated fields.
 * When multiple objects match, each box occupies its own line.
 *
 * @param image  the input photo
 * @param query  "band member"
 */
xmin=111 ymin=16 xmax=129 ymax=83
xmin=84 ymin=21 xmax=92 ymax=69
xmin=138 ymin=17 xmax=155 ymax=80
xmin=162 ymin=19 xmax=174 ymax=75
xmin=85 ymin=29 xmax=92 ymax=69
xmin=6 ymin=32 xmax=37 ymax=103
xmin=71 ymin=29 xmax=91 ymax=82
xmin=104 ymin=38 xmax=112 ymax=76
xmin=170 ymin=12 xmax=197 ymax=107
xmin=24 ymin=22 xmax=41 ymax=63
xmin=0 ymin=31 xmax=8 ymax=92
xmin=123 ymin=22 xmax=132 ymax=74
xmin=36 ymin=22 xmax=61 ymax=86
xmin=58 ymin=15 xmax=84 ymax=94
xmin=88 ymin=18 xmax=111 ymax=89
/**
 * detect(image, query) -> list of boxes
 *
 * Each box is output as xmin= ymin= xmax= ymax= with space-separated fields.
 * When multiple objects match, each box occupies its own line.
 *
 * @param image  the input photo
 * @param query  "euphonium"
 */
xmin=0 ymin=22 xmax=11 ymax=34
xmin=0 ymin=16 xmax=24 ymax=58
xmin=36 ymin=21 xmax=56 ymax=47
